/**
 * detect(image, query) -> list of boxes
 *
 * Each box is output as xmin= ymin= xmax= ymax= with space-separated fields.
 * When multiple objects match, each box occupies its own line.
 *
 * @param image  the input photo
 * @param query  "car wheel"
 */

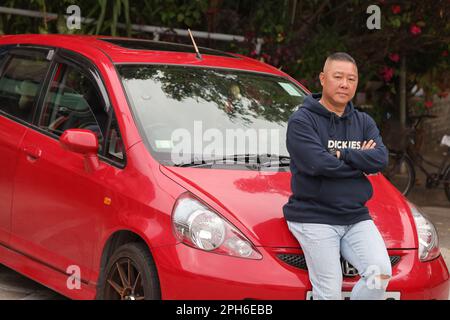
xmin=97 ymin=242 xmax=161 ymax=300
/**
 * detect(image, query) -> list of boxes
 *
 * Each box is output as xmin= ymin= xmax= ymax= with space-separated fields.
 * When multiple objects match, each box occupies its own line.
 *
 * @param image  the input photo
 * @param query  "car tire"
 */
xmin=97 ymin=242 xmax=161 ymax=300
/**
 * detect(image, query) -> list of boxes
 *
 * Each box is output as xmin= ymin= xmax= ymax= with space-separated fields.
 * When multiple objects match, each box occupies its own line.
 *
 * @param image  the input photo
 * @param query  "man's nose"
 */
xmin=340 ymin=79 xmax=349 ymax=88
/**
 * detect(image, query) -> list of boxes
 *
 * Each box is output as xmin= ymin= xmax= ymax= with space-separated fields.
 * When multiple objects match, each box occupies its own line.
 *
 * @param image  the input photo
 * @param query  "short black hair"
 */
xmin=325 ymin=52 xmax=357 ymax=66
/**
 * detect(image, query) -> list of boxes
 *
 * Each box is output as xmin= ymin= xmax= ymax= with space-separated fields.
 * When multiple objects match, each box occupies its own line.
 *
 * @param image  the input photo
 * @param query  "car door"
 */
xmin=0 ymin=46 xmax=51 ymax=244
xmin=10 ymin=50 xmax=123 ymax=285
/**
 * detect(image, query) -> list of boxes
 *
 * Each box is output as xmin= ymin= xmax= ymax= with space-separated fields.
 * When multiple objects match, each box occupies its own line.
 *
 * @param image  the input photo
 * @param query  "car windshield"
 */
xmin=117 ymin=64 xmax=307 ymax=168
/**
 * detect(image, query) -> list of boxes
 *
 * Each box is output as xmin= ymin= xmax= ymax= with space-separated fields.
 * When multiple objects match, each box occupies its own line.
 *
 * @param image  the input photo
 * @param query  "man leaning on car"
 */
xmin=283 ymin=52 xmax=391 ymax=300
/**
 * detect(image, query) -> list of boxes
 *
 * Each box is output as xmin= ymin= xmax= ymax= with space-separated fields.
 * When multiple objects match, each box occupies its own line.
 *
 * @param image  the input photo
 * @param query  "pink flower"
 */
xmin=410 ymin=24 xmax=422 ymax=36
xmin=381 ymin=66 xmax=394 ymax=82
xmin=389 ymin=53 xmax=400 ymax=63
xmin=424 ymin=101 xmax=433 ymax=108
xmin=442 ymin=50 xmax=448 ymax=57
xmin=391 ymin=5 xmax=401 ymax=14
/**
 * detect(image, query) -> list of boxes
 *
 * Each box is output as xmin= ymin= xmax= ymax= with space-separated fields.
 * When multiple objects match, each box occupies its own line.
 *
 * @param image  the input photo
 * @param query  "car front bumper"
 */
xmin=152 ymin=244 xmax=450 ymax=300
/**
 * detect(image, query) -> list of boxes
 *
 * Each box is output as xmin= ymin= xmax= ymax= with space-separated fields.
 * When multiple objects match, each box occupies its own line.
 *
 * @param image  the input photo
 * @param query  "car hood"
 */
xmin=160 ymin=166 xmax=417 ymax=249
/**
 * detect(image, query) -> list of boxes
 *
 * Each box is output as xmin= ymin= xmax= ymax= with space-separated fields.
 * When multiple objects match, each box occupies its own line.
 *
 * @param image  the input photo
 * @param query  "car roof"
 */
xmin=99 ymin=37 xmax=236 ymax=58
xmin=0 ymin=34 xmax=287 ymax=77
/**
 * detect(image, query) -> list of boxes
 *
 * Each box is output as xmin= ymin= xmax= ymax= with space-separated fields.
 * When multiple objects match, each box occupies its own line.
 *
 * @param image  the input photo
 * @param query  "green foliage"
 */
xmin=136 ymin=0 xmax=208 ymax=30
xmin=1 ymin=0 xmax=448 ymax=126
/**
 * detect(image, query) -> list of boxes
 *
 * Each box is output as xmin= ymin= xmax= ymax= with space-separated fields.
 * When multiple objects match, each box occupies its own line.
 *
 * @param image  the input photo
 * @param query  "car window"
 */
xmin=0 ymin=54 xmax=50 ymax=123
xmin=106 ymin=117 xmax=125 ymax=162
xmin=39 ymin=61 xmax=125 ymax=163
xmin=39 ymin=63 xmax=109 ymax=152
xmin=118 ymin=65 xmax=306 ymax=166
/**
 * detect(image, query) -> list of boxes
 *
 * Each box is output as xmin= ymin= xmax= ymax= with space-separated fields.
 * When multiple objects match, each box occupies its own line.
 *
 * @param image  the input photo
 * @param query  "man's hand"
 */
xmin=361 ymin=140 xmax=376 ymax=150
xmin=336 ymin=140 xmax=376 ymax=159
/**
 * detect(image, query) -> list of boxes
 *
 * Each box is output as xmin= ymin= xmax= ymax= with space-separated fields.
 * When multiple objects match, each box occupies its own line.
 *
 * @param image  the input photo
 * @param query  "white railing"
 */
xmin=0 ymin=6 xmax=264 ymax=54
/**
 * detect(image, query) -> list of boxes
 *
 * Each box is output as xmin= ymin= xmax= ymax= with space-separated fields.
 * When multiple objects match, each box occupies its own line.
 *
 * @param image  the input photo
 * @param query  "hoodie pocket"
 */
xmin=318 ymin=176 xmax=373 ymax=208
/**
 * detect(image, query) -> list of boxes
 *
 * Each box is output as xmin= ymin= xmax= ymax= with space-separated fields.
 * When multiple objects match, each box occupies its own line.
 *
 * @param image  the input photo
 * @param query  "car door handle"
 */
xmin=23 ymin=145 xmax=42 ymax=161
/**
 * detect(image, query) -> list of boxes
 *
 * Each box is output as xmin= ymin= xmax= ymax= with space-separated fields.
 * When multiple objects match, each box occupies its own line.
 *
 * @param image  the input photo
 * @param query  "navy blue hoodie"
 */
xmin=283 ymin=93 xmax=388 ymax=225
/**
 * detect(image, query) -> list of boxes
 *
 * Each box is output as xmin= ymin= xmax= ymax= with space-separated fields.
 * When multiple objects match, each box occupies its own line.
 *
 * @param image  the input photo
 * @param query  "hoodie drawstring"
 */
xmin=304 ymin=93 xmax=355 ymax=140
xmin=344 ymin=118 xmax=349 ymax=141
xmin=329 ymin=114 xmax=337 ymax=137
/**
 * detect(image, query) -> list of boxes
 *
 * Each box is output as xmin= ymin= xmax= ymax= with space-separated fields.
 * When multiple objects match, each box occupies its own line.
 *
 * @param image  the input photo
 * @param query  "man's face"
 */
xmin=319 ymin=60 xmax=358 ymax=106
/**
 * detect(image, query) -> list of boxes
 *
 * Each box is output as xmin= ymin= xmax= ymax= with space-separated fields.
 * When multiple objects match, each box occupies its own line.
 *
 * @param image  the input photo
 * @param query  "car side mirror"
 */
xmin=60 ymin=129 xmax=100 ymax=172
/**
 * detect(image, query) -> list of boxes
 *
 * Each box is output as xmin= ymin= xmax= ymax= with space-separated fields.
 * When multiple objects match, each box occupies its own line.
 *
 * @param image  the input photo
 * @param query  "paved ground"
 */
xmin=0 ymin=263 xmax=65 ymax=299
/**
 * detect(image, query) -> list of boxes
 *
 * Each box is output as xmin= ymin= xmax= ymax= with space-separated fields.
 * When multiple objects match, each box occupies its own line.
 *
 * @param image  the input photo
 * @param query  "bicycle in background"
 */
xmin=382 ymin=114 xmax=450 ymax=200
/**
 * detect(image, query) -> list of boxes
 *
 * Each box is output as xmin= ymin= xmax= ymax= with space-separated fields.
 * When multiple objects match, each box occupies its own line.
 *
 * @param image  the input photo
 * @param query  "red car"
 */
xmin=0 ymin=34 xmax=448 ymax=300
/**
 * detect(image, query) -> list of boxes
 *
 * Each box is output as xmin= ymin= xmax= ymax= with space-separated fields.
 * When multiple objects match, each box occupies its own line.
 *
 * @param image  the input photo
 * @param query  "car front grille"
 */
xmin=277 ymin=254 xmax=401 ymax=277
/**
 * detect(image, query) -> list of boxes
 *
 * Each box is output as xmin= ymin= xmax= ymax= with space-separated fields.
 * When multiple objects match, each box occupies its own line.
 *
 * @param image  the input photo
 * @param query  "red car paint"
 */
xmin=0 ymin=34 xmax=448 ymax=300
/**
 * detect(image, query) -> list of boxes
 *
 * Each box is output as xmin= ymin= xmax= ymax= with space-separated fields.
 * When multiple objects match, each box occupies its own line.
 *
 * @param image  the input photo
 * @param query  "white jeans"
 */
xmin=287 ymin=219 xmax=392 ymax=300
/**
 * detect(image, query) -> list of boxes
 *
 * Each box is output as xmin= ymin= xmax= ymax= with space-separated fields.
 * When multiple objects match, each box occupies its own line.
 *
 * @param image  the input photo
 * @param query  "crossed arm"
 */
xmin=287 ymin=114 xmax=388 ymax=178
xmin=337 ymin=115 xmax=389 ymax=174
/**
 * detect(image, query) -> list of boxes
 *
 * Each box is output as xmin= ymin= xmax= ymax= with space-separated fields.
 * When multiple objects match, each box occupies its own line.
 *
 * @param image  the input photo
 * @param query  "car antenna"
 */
xmin=188 ymin=29 xmax=202 ymax=60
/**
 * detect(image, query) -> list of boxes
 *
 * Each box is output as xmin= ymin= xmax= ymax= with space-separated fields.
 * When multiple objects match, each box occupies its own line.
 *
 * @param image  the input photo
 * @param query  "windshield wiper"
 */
xmin=259 ymin=155 xmax=291 ymax=167
xmin=173 ymin=154 xmax=290 ymax=168
xmin=173 ymin=154 xmax=258 ymax=168
xmin=173 ymin=159 xmax=214 ymax=168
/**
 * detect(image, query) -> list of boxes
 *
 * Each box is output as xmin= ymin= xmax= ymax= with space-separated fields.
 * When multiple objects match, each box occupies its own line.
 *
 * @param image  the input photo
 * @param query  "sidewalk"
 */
xmin=0 ymin=264 xmax=64 ymax=300
xmin=405 ymin=140 xmax=450 ymax=209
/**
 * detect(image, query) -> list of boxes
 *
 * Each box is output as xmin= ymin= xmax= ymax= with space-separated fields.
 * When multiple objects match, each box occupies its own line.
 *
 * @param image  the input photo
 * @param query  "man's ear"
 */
xmin=319 ymin=72 xmax=325 ymax=86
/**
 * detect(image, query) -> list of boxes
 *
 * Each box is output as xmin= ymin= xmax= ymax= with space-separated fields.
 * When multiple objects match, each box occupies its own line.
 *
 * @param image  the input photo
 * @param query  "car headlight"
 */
xmin=408 ymin=201 xmax=440 ymax=262
xmin=172 ymin=192 xmax=262 ymax=259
